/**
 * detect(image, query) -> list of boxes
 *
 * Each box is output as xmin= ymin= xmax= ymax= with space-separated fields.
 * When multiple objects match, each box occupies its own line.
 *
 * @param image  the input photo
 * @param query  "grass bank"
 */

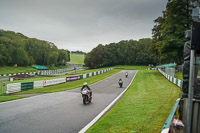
xmin=175 ymin=71 xmax=183 ymax=80
xmin=0 ymin=95 xmax=27 ymax=103
xmin=86 ymin=69 xmax=181 ymax=133
xmin=114 ymin=65 xmax=147 ymax=70
xmin=69 ymin=53 xmax=85 ymax=65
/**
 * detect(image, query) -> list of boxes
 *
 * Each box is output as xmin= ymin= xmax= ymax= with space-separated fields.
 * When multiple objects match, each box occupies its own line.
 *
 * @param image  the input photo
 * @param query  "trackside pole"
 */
xmin=186 ymin=50 xmax=195 ymax=133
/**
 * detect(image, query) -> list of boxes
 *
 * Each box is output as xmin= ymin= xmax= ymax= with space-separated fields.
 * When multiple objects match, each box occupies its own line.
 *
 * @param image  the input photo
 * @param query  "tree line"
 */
xmin=0 ymin=30 xmax=70 ymax=66
xmin=71 ymin=50 xmax=86 ymax=55
xmin=84 ymin=38 xmax=155 ymax=68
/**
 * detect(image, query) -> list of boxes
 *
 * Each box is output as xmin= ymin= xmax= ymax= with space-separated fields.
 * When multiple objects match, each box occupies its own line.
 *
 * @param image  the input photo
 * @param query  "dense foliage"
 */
xmin=71 ymin=50 xmax=86 ymax=55
xmin=0 ymin=30 xmax=70 ymax=66
xmin=85 ymin=38 xmax=155 ymax=68
xmin=150 ymin=0 xmax=191 ymax=65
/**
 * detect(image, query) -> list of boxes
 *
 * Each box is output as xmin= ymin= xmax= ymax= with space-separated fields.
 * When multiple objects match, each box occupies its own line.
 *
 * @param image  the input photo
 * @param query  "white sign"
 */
xmin=44 ymin=78 xmax=66 ymax=87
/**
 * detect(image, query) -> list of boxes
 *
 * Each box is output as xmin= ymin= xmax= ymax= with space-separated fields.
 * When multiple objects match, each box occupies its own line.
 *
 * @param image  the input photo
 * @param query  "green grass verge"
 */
xmin=175 ymin=71 xmax=183 ymax=80
xmin=86 ymin=70 xmax=181 ymax=133
xmin=69 ymin=53 xmax=85 ymax=65
xmin=114 ymin=65 xmax=147 ymax=70
xmin=0 ymin=95 xmax=27 ymax=102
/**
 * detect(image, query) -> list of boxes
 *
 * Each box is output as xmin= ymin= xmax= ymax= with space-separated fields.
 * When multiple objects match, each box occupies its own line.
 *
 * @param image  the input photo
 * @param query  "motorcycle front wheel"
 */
xmin=83 ymin=95 xmax=89 ymax=105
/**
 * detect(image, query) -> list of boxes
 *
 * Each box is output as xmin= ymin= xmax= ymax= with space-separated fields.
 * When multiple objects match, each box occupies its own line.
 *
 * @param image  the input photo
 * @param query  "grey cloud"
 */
xmin=0 ymin=0 xmax=167 ymax=52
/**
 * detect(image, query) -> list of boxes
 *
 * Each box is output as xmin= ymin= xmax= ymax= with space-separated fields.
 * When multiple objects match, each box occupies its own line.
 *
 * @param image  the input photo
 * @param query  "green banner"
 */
xmin=21 ymin=82 xmax=34 ymax=91
xmin=79 ymin=75 xmax=83 ymax=79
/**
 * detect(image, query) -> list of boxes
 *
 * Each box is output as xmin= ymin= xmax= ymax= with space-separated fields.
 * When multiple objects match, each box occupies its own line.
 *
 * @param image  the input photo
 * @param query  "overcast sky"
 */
xmin=0 ymin=0 xmax=167 ymax=52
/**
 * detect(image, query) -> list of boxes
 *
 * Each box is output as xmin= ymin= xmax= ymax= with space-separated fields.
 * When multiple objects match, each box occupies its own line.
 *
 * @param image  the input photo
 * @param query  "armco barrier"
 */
xmin=158 ymin=69 xmax=182 ymax=133
xmin=161 ymin=98 xmax=180 ymax=133
xmin=5 ymin=68 xmax=113 ymax=94
xmin=158 ymin=69 xmax=183 ymax=88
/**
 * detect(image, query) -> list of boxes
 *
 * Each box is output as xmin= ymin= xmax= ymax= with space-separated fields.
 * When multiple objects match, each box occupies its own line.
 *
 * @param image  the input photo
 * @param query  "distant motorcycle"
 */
xmin=118 ymin=79 xmax=123 ymax=88
xmin=125 ymin=72 xmax=128 ymax=78
xmin=81 ymin=87 xmax=92 ymax=104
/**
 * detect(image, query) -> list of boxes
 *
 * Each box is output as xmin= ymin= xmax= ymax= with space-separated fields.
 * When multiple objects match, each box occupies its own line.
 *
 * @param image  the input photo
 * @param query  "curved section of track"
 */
xmin=0 ymin=70 xmax=137 ymax=133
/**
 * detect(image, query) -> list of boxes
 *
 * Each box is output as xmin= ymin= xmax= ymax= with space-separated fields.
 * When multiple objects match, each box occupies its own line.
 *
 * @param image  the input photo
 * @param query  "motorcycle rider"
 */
xmin=81 ymin=82 xmax=92 ymax=97
xmin=118 ymin=78 xmax=123 ymax=88
xmin=125 ymin=72 xmax=128 ymax=77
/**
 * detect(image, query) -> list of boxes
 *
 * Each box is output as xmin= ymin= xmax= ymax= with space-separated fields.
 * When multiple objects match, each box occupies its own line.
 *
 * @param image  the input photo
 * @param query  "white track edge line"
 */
xmin=78 ymin=70 xmax=138 ymax=133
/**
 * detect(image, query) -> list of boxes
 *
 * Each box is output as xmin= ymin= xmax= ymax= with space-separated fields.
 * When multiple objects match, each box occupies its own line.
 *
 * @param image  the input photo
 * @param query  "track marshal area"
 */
xmin=0 ymin=70 xmax=137 ymax=133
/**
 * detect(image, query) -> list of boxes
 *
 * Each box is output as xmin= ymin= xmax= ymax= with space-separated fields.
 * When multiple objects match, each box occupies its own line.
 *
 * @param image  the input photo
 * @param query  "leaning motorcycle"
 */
xmin=81 ymin=88 xmax=92 ymax=105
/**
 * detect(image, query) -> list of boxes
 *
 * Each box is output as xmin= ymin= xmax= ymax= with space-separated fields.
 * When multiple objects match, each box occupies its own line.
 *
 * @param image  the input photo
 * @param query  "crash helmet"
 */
xmin=83 ymin=82 xmax=87 ymax=85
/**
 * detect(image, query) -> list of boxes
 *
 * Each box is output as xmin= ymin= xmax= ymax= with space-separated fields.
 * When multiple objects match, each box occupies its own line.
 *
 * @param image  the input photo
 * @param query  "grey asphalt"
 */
xmin=0 ymin=77 xmax=8 ymax=81
xmin=0 ymin=70 xmax=137 ymax=133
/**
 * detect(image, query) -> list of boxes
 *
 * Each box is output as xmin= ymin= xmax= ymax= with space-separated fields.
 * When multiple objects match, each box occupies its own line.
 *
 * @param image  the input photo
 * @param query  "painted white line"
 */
xmin=78 ymin=70 xmax=138 ymax=133
xmin=161 ymin=128 xmax=169 ymax=133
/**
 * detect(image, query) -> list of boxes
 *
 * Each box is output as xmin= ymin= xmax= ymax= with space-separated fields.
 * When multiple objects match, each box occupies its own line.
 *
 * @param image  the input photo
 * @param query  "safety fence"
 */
xmin=158 ymin=69 xmax=183 ymax=88
xmin=0 ymin=72 xmax=36 ymax=77
xmin=161 ymin=98 xmax=180 ymax=133
xmin=36 ymin=68 xmax=74 ymax=75
xmin=5 ymin=68 xmax=113 ymax=94
xmin=158 ymin=69 xmax=183 ymax=133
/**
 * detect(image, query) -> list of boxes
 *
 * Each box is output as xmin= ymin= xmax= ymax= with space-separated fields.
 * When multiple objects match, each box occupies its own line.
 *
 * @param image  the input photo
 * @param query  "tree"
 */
xmin=0 ymin=44 xmax=11 ymax=66
xmin=0 ymin=29 xmax=70 ymax=66
xmin=85 ymin=38 xmax=154 ymax=68
xmin=14 ymin=48 xmax=30 ymax=66
xmin=151 ymin=0 xmax=191 ymax=65
xmin=58 ymin=49 xmax=70 ymax=65
xmin=84 ymin=44 xmax=104 ymax=68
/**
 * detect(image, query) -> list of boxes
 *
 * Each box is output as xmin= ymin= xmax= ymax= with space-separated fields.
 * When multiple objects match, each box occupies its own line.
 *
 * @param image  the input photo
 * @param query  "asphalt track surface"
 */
xmin=0 ymin=70 xmax=137 ymax=133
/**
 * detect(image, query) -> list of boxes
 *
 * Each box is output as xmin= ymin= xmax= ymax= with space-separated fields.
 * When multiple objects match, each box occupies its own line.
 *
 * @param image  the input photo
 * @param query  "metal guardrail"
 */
xmin=161 ymin=98 xmax=180 ymax=133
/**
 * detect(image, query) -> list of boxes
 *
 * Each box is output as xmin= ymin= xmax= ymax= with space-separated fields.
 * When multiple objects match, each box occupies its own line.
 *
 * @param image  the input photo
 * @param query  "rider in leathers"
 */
xmin=81 ymin=82 xmax=92 ymax=97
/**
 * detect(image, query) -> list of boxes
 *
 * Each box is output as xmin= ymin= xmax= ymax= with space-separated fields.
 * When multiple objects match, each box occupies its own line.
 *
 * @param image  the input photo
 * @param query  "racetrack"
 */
xmin=0 ymin=70 xmax=137 ymax=133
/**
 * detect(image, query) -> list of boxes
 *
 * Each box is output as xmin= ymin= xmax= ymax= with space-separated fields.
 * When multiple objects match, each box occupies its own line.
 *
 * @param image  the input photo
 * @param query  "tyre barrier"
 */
xmin=0 ymin=72 xmax=36 ymax=77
